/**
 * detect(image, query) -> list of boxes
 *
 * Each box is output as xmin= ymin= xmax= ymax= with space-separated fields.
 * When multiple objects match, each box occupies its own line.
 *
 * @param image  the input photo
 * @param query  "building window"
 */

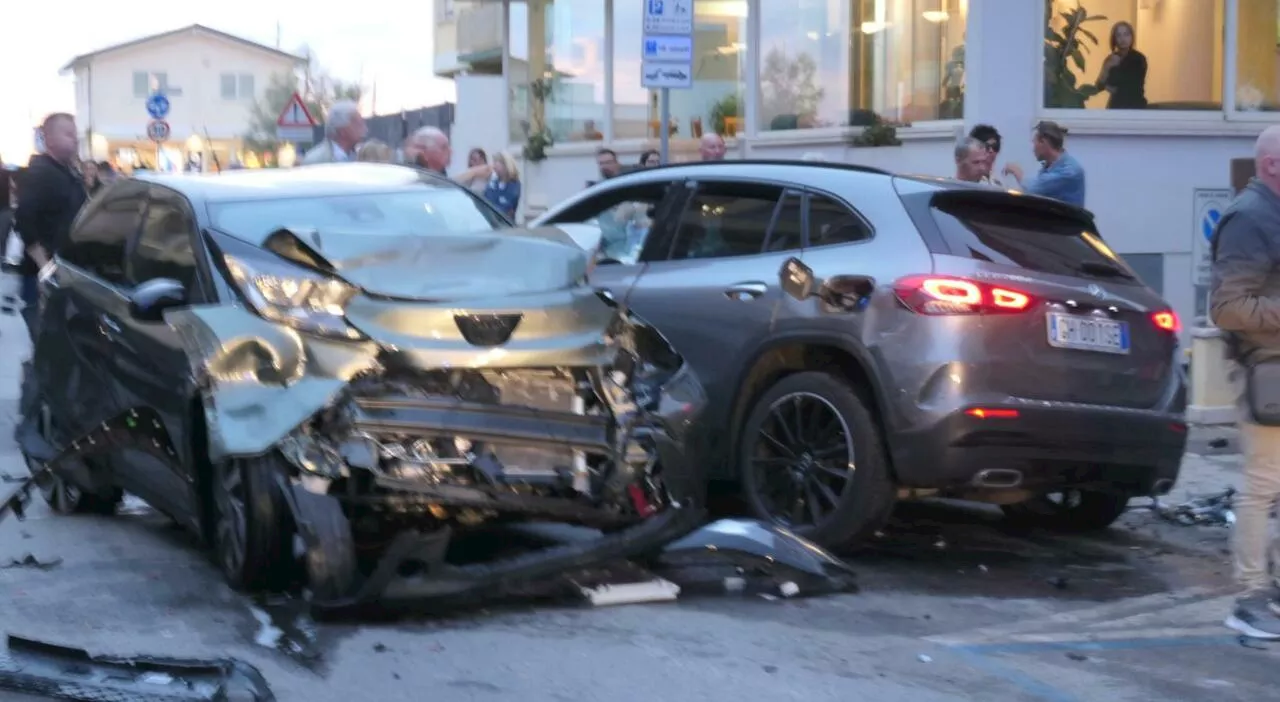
xmin=508 ymin=0 xmax=607 ymax=145
xmin=758 ymin=0 xmax=967 ymax=131
xmin=220 ymin=73 xmax=255 ymax=100
xmin=133 ymin=71 xmax=168 ymax=98
xmin=1044 ymin=0 xmax=1224 ymax=111
xmin=1234 ymin=0 xmax=1280 ymax=112
xmin=612 ymin=0 xmax=749 ymax=140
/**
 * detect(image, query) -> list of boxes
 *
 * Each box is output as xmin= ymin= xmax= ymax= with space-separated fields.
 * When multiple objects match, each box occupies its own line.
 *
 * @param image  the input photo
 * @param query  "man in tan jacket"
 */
xmin=301 ymin=101 xmax=366 ymax=165
xmin=1211 ymin=124 xmax=1280 ymax=639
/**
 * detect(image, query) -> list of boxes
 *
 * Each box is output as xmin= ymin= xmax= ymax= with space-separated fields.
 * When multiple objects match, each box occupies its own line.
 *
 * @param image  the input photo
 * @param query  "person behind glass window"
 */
xmin=953 ymin=138 xmax=988 ymax=183
xmin=483 ymin=152 xmax=521 ymax=221
xmin=639 ymin=149 xmax=660 ymax=168
xmin=1096 ymin=21 xmax=1147 ymax=110
xmin=1002 ymin=121 xmax=1086 ymax=208
xmin=969 ymin=124 xmax=1003 ymax=186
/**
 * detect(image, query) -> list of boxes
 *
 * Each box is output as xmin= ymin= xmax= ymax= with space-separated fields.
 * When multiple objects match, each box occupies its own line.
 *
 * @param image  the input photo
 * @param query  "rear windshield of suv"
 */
xmin=929 ymin=199 xmax=1138 ymax=282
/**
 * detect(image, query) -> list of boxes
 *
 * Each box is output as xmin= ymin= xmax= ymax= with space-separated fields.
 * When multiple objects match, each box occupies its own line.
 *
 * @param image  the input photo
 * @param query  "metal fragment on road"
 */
xmin=0 ymin=634 xmax=276 ymax=701
xmin=0 ymin=554 xmax=61 ymax=571
xmin=1145 ymin=487 xmax=1238 ymax=527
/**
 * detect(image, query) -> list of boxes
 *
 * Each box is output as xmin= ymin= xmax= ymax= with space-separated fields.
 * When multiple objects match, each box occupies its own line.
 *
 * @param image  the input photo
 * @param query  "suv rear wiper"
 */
xmin=1076 ymin=260 xmax=1132 ymax=279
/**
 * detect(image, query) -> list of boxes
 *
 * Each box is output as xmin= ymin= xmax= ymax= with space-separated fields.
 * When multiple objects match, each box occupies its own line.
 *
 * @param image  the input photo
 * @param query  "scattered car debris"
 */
xmin=0 ymin=634 xmax=275 ymax=701
xmin=1146 ymin=488 xmax=1237 ymax=527
xmin=1066 ymin=652 xmax=1089 ymax=662
xmin=1238 ymin=635 xmax=1269 ymax=650
xmin=917 ymin=654 xmax=933 ymax=663
xmin=0 ymin=554 xmax=61 ymax=571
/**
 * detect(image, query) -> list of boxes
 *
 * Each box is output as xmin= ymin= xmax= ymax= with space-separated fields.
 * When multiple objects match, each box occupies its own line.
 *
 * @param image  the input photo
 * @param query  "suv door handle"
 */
xmin=725 ymin=282 xmax=767 ymax=301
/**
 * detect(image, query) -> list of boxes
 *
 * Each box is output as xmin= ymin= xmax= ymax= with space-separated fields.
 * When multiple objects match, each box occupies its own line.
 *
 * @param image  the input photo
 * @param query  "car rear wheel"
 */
xmin=1001 ymin=489 xmax=1132 ymax=532
xmin=212 ymin=453 xmax=294 ymax=591
xmin=738 ymin=371 xmax=895 ymax=551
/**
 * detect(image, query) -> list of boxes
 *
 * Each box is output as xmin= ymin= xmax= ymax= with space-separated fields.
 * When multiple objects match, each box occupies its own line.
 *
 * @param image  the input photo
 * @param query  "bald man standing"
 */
xmin=1211 ymin=124 xmax=1280 ymax=639
xmin=699 ymin=133 xmax=726 ymax=161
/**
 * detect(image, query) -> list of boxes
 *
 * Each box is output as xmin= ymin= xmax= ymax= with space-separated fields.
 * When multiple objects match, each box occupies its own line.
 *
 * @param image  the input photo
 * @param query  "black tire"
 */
xmin=291 ymin=489 xmax=358 ymax=602
xmin=211 ymin=453 xmax=294 ymax=592
xmin=1001 ymin=489 xmax=1132 ymax=532
xmin=738 ymin=371 xmax=895 ymax=551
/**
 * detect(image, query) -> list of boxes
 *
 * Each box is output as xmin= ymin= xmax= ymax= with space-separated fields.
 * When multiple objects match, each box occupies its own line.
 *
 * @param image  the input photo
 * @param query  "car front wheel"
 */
xmin=212 ymin=453 xmax=294 ymax=591
xmin=1001 ymin=489 xmax=1132 ymax=532
xmin=738 ymin=371 xmax=895 ymax=551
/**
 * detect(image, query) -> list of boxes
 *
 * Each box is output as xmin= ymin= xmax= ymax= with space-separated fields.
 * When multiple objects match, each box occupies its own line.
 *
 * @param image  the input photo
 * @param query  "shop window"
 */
xmin=508 ymin=0 xmax=607 ymax=145
xmin=1234 ymin=0 xmax=1280 ymax=112
xmin=758 ymin=0 xmax=968 ymax=131
xmin=1044 ymin=0 xmax=1223 ymax=111
xmin=612 ymin=0 xmax=749 ymax=141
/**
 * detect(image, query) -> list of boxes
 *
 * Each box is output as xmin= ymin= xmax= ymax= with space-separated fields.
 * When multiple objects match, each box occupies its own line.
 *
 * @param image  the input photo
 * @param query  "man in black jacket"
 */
xmin=14 ymin=113 xmax=87 ymax=331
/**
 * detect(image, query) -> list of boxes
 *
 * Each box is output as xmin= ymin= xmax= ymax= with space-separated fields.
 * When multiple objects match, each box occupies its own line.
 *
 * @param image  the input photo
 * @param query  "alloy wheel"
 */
xmin=213 ymin=461 xmax=249 ymax=578
xmin=748 ymin=391 xmax=856 ymax=528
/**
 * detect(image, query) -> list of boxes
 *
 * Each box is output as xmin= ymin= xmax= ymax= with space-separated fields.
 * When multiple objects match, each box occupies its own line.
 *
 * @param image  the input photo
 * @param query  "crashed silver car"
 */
xmin=14 ymin=164 xmax=708 ymax=607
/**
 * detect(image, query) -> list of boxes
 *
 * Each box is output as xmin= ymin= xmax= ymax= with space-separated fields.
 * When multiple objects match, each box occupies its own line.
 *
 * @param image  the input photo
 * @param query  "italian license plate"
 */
xmin=1046 ymin=313 xmax=1130 ymax=354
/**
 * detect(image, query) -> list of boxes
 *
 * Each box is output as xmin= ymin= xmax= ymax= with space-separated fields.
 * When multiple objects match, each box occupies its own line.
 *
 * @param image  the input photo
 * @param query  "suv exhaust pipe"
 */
xmin=973 ymin=469 xmax=1023 ymax=489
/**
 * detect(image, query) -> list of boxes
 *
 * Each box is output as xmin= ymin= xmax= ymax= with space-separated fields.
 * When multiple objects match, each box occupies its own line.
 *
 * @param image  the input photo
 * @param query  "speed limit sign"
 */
xmin=146 ymin=119 xmax=171 ymax=143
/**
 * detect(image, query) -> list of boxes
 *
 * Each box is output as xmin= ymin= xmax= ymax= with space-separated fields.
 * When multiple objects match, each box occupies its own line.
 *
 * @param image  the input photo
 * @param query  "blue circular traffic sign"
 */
xmin=1202 ymin=208 xmax=1221 ymax=241
xmin=146 ymin=93 xmax=170 ymax=119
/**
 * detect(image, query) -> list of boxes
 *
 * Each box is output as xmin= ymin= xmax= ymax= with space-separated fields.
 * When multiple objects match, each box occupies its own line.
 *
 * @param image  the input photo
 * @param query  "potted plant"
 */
xmin=1043 ymin=0 xmax=1107 ymax=108
xmin=710 ymin=93 xmax=741 ymax=136
xmin=523 ymin=78 xmax=555 ymax=163
xmin=846 ymin=114 xmax=904 ymax=147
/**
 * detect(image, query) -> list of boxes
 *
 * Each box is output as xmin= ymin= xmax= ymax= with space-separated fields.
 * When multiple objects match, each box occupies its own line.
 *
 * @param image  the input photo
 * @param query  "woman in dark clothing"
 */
xmin=1096 ymin=21 xmax=1147 ymax=109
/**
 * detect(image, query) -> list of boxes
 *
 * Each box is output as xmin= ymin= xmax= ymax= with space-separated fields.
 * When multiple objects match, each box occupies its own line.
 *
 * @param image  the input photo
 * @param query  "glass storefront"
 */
xmin=498 ymin=0 xmax=1280 ymax=148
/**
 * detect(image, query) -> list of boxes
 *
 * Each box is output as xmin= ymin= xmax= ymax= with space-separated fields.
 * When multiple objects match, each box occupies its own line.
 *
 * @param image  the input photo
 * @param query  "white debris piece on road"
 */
xmin=579 ymin=577 xmax=681 ymax=606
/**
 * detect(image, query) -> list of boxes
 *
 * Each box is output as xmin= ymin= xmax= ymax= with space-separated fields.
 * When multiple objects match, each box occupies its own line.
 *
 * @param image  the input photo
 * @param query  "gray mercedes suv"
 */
xmin=532 ymin=160 xmax=1187 ymax=550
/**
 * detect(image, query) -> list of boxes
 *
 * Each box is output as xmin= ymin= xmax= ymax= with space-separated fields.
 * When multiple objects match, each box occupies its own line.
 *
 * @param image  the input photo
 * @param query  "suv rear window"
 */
xmin=930 ymin=200 xmax=1137 ymax=282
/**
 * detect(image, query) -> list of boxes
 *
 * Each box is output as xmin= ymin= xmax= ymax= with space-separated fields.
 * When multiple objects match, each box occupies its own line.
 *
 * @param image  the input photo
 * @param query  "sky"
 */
xmin=0 ymin=0 xmax=457 ymax=164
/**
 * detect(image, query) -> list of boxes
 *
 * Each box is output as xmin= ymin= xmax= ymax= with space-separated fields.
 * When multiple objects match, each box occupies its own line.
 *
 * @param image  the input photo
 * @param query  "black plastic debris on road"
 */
xmin=0 ymin=554 xmax=61 ymax=571
xmin=0 ymin=634 xmax=275 ymax=701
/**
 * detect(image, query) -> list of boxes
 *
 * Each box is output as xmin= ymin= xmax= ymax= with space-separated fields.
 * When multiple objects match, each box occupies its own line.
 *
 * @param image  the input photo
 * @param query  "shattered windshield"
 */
xmin=208 ymin=189 xmax=508 ymax=242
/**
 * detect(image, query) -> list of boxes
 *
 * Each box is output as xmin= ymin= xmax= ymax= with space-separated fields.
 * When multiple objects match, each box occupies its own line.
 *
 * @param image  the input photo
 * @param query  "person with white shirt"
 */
xmin=301 ymin=101 xmax=367 ymax=165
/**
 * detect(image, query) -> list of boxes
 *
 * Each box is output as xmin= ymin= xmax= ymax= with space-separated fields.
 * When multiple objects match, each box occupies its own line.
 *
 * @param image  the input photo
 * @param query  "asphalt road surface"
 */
xmin=0 ymin=316 xmax=1273 ymax=701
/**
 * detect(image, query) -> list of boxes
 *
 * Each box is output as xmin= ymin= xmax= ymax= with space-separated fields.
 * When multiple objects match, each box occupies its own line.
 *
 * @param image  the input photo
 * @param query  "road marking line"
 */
xmin=924 ymin=586 xmax=1231 ymax=644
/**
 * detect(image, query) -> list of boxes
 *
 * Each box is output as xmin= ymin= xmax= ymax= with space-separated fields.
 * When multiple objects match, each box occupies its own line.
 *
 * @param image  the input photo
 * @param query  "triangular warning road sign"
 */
xmin=277 ymin=92 xmax=317 ymax=128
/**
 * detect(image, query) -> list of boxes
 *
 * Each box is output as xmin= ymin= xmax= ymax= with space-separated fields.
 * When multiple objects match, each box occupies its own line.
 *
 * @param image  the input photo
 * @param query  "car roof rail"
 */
xmin=630 ymin=159 xmax=891 ymax=177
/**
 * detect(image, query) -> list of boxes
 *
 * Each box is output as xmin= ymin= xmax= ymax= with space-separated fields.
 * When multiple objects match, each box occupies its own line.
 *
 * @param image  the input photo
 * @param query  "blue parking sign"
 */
xmin=649 ymin=0 xmax=663 ymax=13
xmin=645 ymin=39 xmax=658 ymax=57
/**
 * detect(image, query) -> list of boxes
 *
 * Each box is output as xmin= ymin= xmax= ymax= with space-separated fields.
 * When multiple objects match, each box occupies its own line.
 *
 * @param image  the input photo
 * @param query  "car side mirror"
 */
xmin=128 ymin=278 xmax=187 ymax=321
xmin=779 ymin=257 xmax=818 ymax=301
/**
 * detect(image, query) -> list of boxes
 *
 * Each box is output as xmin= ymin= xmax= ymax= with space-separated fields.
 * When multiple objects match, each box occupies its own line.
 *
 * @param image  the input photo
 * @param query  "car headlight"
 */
xmin=223 ymin=253 xmax=364 ymax=340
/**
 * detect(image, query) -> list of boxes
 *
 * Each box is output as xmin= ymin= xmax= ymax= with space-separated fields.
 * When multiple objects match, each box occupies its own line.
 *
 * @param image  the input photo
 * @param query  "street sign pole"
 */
xmin=643 ymin=0 xmax=693 ymax=167
xmin=659 ymin=88 xmax=670 ymax=165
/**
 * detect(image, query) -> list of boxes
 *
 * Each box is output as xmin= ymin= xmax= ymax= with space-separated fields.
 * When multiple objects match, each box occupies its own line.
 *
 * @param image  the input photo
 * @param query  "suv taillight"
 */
xmin=893 ymin=275 xmax=1033 ymax=316
xmin=1152 ymin=309 xmax=1180 ymax=333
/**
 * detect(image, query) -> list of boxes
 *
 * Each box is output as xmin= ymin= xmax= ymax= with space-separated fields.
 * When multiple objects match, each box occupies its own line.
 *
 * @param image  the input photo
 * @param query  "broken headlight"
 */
xmin=223 ymin=254 xmax=364 ymax=340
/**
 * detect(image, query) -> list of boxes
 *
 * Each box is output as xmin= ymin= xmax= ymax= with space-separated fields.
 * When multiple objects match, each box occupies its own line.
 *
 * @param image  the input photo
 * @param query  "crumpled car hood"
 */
xmin=265 ymin=226 xmax=590 ymax=300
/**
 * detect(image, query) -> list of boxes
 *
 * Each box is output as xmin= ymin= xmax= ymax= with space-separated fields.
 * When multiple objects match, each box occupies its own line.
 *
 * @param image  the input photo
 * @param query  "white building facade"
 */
xmin=437 ymin=0 xmax=1280 ymax=334
xmin=63 ymin=25 xmax=305 ymax=171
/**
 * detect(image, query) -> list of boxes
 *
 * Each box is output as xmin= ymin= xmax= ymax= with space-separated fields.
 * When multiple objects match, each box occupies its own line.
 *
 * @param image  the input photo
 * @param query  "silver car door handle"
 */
xmin=100 ymin=314 xmax=121 ymax=334
xmin=725 ymin=282 xmax=767 ymax=301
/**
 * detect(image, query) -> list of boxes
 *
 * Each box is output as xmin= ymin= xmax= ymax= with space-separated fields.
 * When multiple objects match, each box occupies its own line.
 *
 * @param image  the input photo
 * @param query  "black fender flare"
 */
xmin=722 ymin=330 xmax=897 ymax=470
